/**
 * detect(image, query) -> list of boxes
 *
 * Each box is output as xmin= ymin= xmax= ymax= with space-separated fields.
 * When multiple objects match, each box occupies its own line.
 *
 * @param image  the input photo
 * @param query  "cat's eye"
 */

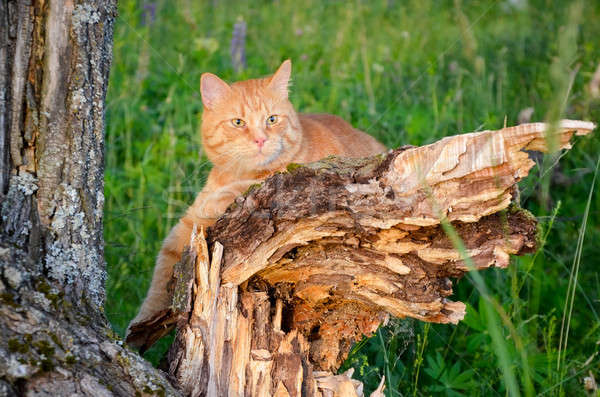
xmin=231 ymin=118 xmax=246 ymax=127
xmin=266 ymin=115 xmax=278 ymax=125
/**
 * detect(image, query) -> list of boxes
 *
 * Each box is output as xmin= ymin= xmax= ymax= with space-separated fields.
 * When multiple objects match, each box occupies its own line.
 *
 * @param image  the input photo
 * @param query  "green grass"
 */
xmin=105 ymin=0 xmax=600 ymax=395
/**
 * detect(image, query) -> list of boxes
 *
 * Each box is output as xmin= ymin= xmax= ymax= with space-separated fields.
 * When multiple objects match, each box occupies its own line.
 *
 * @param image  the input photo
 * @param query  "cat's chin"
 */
xmin=256 ymin=138 xmax=285 ymax=168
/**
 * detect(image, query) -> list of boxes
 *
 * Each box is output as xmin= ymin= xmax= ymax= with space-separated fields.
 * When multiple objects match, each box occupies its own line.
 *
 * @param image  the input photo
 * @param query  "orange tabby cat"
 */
xmin=129 ymin=60 xmax=386 ymax=329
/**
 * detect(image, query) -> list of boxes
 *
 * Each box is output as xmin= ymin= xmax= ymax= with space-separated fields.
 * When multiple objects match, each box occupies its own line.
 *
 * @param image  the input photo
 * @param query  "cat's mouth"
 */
xmin=258 ymin=137 xmax=285 ymax=167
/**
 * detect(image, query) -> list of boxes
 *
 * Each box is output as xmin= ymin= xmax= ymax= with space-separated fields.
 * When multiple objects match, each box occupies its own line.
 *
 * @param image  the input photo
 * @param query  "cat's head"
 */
xmin=200 ymin=60 xmax=302 ymax=174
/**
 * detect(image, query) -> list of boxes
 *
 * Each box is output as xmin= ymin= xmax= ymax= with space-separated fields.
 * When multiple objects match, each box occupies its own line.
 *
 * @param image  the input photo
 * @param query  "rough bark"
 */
xmin=0 ymin=2 xmax=595 ymax=396
xmin=127 ymin=120 xmax=595 ymax=396
xmin=0 ymin=1 xmax=179 ymax=395
xmin=1 ymin=1 xmax=596 ymax=392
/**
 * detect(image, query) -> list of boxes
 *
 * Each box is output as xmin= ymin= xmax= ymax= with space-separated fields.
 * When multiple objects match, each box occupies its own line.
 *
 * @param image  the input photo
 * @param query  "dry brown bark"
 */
xmin=0 ymin=2 xmax=595 ymax=396
xmin=127 ymin=120 xmax=595 ymax=396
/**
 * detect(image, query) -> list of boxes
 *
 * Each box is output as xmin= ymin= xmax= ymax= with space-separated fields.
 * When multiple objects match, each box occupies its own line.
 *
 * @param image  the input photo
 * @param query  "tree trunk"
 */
xmin=127 ymin=121 xmax=595 ymax=396
xmin=0 ymin=2 xmax=596 ymax=397
xmin=0 ymin=1 xmax=179 ymax=395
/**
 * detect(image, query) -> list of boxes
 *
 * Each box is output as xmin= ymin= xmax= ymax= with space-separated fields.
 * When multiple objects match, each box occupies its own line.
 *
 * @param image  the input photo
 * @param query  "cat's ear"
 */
xmin=200 ymin=73 xmax=231 ymax=109
xmin=268 ymin=59 xmax=292 ymax=97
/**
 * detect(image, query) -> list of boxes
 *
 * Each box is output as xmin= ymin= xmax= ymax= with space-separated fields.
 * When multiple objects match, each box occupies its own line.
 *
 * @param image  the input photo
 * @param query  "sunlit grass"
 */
xmin=105 ymin=0 xmax=600 ymax=394
xmin=557 ymin=155 xmax=599 ymax=395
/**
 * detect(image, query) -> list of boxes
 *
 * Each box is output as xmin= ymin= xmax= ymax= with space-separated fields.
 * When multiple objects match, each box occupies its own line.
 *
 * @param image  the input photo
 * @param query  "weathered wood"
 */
xmin=0 ymin=1 xmax=180 ymax=395
xmin=128 ymin=120 xmax=595 ymax=396
xmin=8 ymin=0 xmax=591 ymax=396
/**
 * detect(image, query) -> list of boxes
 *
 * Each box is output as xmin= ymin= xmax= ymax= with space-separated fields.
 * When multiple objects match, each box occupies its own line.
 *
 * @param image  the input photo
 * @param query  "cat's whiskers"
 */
xmin=217 ymin=149 xmax=252 ymax=178
xmin=208 ymin=147 xmax=250 ymax=165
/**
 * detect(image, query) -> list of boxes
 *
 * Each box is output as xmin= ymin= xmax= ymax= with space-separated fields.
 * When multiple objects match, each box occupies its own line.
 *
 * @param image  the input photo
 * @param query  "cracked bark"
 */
xmin=0 ymin=1 xmax=596 ymax=396
xmin=0 ymin=1 xmax=179 ymax=396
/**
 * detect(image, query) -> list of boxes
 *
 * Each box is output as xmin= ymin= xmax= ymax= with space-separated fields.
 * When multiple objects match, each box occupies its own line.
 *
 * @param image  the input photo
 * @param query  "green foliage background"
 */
xmin=105 ymin=0 xmax=600 ymax=395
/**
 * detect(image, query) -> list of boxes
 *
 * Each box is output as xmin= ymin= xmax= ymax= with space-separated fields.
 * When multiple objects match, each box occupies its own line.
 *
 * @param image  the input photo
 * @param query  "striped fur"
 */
xmin=129 ymin=60 xmax=386 ymax=328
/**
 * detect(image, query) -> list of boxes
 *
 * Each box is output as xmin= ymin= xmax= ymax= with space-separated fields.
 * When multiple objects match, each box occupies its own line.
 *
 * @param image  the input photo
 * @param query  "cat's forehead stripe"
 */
xmin=229 ymin=78 xmax=278 ymax=114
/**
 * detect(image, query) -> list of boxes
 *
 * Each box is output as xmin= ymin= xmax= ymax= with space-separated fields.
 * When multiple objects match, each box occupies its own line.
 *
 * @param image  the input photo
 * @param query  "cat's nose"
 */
xmin=254 ymin=137 xmax=266 ymax=148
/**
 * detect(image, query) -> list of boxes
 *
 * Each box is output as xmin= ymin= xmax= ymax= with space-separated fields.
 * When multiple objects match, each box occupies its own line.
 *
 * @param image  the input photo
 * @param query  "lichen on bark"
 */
xmin=0 ymin=1 xmax=181 ymax=395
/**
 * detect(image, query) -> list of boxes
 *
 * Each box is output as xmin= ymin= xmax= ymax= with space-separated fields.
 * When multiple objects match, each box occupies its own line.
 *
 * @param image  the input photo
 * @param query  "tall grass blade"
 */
xmin=556 ymin=154 xmax=600 ymax=395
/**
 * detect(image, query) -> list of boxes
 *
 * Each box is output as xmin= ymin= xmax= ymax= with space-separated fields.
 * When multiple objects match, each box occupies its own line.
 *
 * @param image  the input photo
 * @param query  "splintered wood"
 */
xmin=127 ymin=120 xmax=595 ymax=396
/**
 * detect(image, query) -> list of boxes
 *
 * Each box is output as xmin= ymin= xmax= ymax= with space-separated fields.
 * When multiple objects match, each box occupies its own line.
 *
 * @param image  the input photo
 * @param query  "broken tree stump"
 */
xmin=127 ymin=120 xmax=595 ymax=396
